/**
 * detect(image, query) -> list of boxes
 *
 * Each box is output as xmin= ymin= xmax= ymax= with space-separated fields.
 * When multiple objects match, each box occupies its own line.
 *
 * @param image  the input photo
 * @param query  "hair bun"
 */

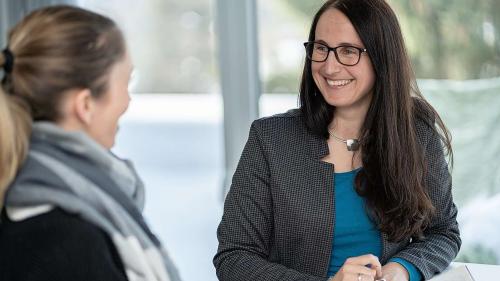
xmin=1 ymin=49 xmax=14 ymax=73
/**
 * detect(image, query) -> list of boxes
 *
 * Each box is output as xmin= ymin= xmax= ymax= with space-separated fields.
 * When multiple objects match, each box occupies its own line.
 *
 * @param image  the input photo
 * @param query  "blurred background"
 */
xmin=1 ymin=0 xmax=499 ymax=280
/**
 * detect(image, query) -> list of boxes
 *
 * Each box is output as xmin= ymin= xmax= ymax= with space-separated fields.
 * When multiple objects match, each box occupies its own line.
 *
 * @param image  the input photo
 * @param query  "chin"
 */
xmin=322 ymin=96 xmax=348 ymax=107
xmin=98 ymin=137 xmax=115 ymax=149
xmin=106 ymin=140 xmax=116 ymax=149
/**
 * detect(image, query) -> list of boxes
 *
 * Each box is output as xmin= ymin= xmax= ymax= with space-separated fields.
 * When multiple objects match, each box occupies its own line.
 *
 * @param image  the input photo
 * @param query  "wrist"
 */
xmin=390 ymin=261 xmax=409 ymax=273
xmin=385 ymin=261 xmax=410 ymax=281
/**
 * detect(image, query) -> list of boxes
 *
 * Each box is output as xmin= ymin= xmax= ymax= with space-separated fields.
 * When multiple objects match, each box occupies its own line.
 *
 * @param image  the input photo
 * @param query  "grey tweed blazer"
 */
xmin=214 ymin=109 xmax=461 ymax=281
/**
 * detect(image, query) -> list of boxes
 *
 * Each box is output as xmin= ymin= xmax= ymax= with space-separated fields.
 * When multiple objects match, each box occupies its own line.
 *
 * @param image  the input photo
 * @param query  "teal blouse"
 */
xmin=327 ymin=168 xmax=422 ymax=281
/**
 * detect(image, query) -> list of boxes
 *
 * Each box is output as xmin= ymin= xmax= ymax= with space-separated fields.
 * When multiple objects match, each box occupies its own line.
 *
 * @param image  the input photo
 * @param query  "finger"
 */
xmin=345 ymin=254 xmax=382 ymax=268
xmin=344 ymin=255 xmax=382 ymax=277
xmin=341 ymin=264 xmax=377 ymax=277
xmin=354 ymin=272 xmax=376 ymax=281
xmin=370 ymin=263 xmax=382 ymax=278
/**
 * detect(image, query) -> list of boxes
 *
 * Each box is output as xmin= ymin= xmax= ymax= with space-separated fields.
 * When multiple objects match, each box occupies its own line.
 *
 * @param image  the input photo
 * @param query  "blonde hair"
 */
xmin=0 ymin=72 xmax=31 ymax=207
xmin=0 ymin=5 xmax=125 ymax=207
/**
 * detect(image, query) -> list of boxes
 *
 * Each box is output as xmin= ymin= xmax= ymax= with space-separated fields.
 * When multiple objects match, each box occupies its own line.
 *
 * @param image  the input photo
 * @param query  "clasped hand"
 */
xmin=329 ymin=254 xmax=409 ymax=281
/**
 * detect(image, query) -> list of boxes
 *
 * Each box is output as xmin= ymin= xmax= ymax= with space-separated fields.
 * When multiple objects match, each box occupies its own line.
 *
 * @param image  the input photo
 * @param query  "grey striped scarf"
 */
xmin=5 ymin=122 xmax=181 ymax=281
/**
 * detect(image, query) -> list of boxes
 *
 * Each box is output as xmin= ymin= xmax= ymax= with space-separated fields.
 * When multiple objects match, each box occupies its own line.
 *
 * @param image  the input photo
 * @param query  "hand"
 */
xmin=379 ymin=262 xmax=409 ymax=281
xmin=330 ymin=254 xmax=382 ymax=281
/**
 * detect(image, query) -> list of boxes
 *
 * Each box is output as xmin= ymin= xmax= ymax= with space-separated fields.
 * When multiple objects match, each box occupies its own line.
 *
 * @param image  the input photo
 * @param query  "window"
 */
xmin=80 ymin=0 xmax=218 ymax=93
xmin=79 ymin=1 xmax=222 ymax=280
xmin=258 ymin=0 xmax=500 ymax=265
xmin=258 ymin=0 xmax=323 ymax=94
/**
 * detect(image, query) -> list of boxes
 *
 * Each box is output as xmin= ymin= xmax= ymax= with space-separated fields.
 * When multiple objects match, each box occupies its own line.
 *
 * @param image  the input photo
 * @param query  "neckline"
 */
xmin=334 ymin=167 xmax=362 ymax=175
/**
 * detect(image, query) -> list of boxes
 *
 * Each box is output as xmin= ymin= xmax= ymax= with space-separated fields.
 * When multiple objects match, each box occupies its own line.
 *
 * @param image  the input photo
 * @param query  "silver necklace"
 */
xmin=328 ymin=129 xmax=360 ymax=151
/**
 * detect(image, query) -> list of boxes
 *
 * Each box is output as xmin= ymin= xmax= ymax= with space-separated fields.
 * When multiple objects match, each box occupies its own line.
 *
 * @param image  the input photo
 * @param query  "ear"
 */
xmin=73 ymin=88 xmax=95 ymax=125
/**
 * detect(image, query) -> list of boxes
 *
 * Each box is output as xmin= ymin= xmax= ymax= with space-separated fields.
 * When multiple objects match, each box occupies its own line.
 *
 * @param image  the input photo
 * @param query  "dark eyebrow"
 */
xmin=314 ymin=39 xmax=328 ymax=45
xmin=314 ymin=39 xmax=364 ymax=49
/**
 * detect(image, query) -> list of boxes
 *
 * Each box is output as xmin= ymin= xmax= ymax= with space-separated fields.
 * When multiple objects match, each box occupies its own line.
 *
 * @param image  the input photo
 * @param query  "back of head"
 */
xmin=0 ymin=5 xmax=126 ymax=206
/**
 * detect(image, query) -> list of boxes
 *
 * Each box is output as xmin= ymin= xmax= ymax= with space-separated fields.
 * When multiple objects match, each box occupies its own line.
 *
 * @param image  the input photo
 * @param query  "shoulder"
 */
xmin=251 ymin=108 xmax=306 ymax=138
xmin=0 ymin=208 xmax=127 ymax=281
xmin=245 ymin=109 xmax=320 ymax=158
xmin=1 ymin=207 xmax=111 ymax=247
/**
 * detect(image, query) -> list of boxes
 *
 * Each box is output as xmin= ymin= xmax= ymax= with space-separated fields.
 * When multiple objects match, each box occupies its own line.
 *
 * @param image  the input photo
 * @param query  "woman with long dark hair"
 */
xmin=214 ymin=0 xmax=460 ymax=280
xmin=0 ymin=6 xmax=180 ymax=281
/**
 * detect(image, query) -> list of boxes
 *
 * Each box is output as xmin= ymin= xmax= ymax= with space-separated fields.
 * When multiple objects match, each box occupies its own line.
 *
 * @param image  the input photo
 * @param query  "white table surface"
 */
xmin=428 ymin=262 xmax=500 ymax=281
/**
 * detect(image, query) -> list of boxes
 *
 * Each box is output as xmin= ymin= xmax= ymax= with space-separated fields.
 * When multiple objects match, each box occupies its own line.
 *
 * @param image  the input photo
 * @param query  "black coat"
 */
xmin=0 ymin=207 xmax=128 ymax=281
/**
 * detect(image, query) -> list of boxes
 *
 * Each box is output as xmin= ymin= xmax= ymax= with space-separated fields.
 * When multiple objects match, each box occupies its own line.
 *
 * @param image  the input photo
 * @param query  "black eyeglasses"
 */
xmin=303 ymin=41 xmax=367 ymax=66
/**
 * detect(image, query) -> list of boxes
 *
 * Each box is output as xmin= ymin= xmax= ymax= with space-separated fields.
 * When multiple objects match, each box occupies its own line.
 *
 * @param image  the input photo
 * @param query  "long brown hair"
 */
xmin=0 ymin=5 xmax=125 ymax=207
xmin=299 ymin=0 xmax=452 ymax=242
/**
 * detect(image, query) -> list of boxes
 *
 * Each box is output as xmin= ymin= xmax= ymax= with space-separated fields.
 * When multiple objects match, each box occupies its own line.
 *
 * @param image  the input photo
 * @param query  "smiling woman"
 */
xmin=214 ymin=0 xmax=460 ymax=281
xmin=309 ymin=8 xmax=375 ymax=115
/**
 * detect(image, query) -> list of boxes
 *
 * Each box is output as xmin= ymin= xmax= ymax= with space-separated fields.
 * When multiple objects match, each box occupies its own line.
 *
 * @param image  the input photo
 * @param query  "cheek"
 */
xmin=111 ymin=95 xmax=129 ymax=127
xmin=364 ymin=61 xmax=376 ymax=85
xmin=311 ymin=63 xmax=321 ymax=75
xmin=357 ymin=64 xmax=375 ymax=90
xmin=365 ymin=70 xmax=376 ymax=90
xmin=110 ymin=90 xmax=130 ymax=117
xmin=311 ymin=64 xmax=323 ymax=85
xmin=95 ymin=105 xmax=120 ymax=131
xmin=118 ymin=86 xmax=130 ymax=110
xmin=110 ymin=105 xmax=124 ymax=125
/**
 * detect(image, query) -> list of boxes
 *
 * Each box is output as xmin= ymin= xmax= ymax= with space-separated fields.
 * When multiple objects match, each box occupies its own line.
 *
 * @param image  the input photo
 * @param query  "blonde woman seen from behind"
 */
xmin=0 ymin=6 xmax=180 ymax=281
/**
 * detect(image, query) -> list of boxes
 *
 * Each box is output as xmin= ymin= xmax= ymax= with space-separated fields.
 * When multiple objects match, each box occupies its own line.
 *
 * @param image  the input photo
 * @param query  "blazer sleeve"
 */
xmin=213 ymin=121 xmax=327 ymax=281
xmin=390 ymin=124 xmax=461 ymax=280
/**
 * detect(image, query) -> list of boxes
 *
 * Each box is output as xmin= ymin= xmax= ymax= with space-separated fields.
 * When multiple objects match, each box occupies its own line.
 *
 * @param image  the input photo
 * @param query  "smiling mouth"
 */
xmin=326 ymin=79 xmax=353 ymax=87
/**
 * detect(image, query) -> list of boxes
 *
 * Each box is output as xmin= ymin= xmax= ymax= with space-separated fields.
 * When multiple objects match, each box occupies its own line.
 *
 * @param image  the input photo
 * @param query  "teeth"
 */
xmin=327 ymin=79 xmax=352 ymax=86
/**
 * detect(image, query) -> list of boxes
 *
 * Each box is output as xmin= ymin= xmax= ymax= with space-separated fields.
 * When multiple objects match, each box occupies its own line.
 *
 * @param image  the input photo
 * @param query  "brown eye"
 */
xmin=339 ymin=46 xmax=358 ymax=56
xmin=314 ymin=43 xmax=328 ymax=52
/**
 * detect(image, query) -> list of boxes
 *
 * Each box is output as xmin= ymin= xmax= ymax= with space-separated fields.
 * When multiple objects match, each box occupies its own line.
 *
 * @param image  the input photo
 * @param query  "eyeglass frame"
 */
xmin=303 ymin=41 xmax=367 ymax=66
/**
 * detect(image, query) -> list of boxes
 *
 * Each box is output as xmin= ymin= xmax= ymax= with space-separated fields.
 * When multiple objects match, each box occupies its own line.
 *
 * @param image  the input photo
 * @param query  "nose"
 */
xmin=322 ymin=50 xmax=342 ymax=75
